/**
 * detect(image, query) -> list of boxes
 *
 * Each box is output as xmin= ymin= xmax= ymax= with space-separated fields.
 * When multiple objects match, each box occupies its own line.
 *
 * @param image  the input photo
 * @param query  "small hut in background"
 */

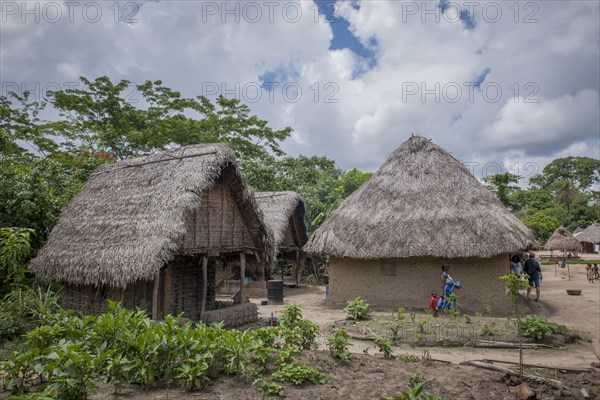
xmin=30 ymin=144 xmax=273 ymax=326
xmin=256 ymin=191 xmax=308 ymax=284
xmin=544 ymin=227 xmax=582 ymax=280
xmin=574 ymin=223 xmax=600 ymax=253
xmin=304 ymin=136 xmax=537 ymax=314
xmin=217 ymin=191 xmax=308 ymax=296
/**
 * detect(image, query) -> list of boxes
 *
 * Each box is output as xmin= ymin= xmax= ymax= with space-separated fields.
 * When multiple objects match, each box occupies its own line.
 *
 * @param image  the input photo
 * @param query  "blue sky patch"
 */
xmin=314 ymin=0 xmax=377 ymax=77
xmin=439 ymin=0 xmax=476 ymax=30
xmin=473 ymin=68 xmax=491 ymax=89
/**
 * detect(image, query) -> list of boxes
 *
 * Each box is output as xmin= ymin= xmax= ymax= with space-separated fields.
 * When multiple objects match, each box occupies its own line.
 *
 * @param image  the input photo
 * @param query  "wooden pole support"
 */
xmin=240 ymin=252 xmax=246 ymax=304
xmin=152 ymin=271 xmax=160 ymax=320
xmin=200 ymin=255 xmax=208 ymax=320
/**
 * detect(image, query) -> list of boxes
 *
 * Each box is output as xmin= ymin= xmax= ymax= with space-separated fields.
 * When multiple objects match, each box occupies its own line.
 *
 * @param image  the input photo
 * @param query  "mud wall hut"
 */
xmin=304 ymin=136 xmax=537 ymax=314
xmin=30 ymin=144 xmax=273 ymax=324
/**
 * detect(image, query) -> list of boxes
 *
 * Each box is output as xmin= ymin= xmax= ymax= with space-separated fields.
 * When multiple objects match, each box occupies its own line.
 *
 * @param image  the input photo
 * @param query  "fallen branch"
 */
xmin=474 ymin=340 xmax=559 ymax=349
xmin=482 ymin=358 xmax=592 ymax=373
xmin=461 ymin=360 xmax=563 ymax=389
xmin=349 ymin=333 xmax=375 ymax=341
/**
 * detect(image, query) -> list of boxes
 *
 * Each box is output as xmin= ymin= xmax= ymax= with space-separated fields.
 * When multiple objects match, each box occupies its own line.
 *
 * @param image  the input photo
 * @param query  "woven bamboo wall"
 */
xmin=61 ymin=280 xmax=150 ymax=315
xmin=164 ymin=255 xmax=216 ymax=320
xmin=183 ymin=184 xmax=255 ymax=252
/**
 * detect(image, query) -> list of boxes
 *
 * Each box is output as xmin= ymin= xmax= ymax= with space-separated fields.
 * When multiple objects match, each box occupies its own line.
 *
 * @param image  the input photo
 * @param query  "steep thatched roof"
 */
xmin=304 ymin=136 xmax=537 ymax=259
xmin=30 ymin=144 xmax=274 ymax=288
xmin=574 ymin=223 xmax=600 ymax=244
xmin=255 ymin=192 xmax=308 ymax=251
xmin=573 ymin=227 xmax=585 ymax=235
xmin=545 ymin=227 xmax=582 ymax=252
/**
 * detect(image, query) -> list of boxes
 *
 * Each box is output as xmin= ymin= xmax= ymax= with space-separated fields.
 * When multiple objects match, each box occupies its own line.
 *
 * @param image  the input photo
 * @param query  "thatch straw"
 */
xmin=304 ymin=136 xmax=537 ymax=259
xmin=573 ymin=227 xmax=585 ymax=235
xmin=574 ymin=223 xmax=600 ymax=244
xmin=30 ymin=144 xmax=274 ymax=288
xmin=544 ymin=227 xmax=582 ymax=252
xmin=255 ymin=192 xmax=308 ymax=250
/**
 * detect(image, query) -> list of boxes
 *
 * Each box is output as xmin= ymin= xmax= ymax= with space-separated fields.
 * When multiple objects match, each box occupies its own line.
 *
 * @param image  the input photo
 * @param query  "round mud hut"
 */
xmin=30 ymin=144 xmax=274 ymax=327
xmin=303 ymin=136 xmax=537 ymax=314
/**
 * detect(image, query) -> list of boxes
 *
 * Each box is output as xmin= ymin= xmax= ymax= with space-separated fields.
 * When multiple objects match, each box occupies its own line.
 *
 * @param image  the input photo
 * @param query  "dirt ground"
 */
xmin=87 ymin=253 xmax=600 ymax=399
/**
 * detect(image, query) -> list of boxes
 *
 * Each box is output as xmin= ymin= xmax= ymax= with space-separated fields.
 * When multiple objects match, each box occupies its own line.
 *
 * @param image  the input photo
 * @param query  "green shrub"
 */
xmin=327 ymin=328 xmax=352 ymax=362
xmin=373 ymin=336 xmax=393 ymax=359
xmin=521 ymin=315 xmax=567 ymax=340
xmin=396 ymin=353 xmax=420 ymax=363
xmin=479 ymin=322 xmax=498 ymax=337
xmin=0 ymin=312 xmax=26 ymax=344
xmin=253 ymin=377 xmax=284 ymax=397
xmin=344 ymin=297 xmax=372 ymax=320
xmin=272 ymin=363 xmax=329 ymax=385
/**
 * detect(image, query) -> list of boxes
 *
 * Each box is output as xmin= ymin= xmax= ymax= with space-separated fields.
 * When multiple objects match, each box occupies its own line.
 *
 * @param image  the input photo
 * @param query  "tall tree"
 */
xmin=483 ymin=172 xmax=521 ymax=209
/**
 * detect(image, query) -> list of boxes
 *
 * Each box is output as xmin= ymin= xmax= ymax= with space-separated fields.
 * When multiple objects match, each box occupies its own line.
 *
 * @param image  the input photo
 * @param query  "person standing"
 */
xmin=524 ymin=252 xmax=542 ymax=301
xmin=511 ymin=254 xmax=523 ymax=275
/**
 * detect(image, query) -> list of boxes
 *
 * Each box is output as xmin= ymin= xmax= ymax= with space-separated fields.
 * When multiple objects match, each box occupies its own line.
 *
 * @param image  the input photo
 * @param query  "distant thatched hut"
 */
xmin=217 ymin=192 xmax=308 ymax=295
xmin=256 ymin=192 xmax=308 ymax=283
xmin=304 ymin=136 xmax=537 ymax=314
xmin=545 ymin=227 xmax=582 ymax=253
xmin=574 ymin=223 xmax=600 ymax=253
xmin=30 ymin=144 xmax=273 ymax=325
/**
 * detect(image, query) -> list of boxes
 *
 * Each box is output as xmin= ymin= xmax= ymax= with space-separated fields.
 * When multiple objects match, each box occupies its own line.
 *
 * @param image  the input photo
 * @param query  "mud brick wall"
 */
xmin=201 ymin=302 xmax=258 ymax=328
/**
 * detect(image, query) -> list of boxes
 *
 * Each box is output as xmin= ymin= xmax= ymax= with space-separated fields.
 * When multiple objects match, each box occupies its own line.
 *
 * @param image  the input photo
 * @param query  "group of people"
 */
xmin=429 ymin=263 xmax=461 ymax=316
xmin=511 ymin=252 xmax=542 ymax=301
xmin=585 ymin=263 xmax=599 ymax=283
xmin=428 ymin=254 xmax=544 ymax=314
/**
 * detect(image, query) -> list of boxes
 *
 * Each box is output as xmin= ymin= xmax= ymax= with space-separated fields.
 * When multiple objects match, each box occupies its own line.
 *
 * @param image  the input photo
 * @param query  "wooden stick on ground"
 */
xmin=474 ymin=340 xmax=559 ymax=349
xmin=482 ymin=358 xmax=592 ymax=373
xmin=461 ymin=360 xmax=563 ymax=389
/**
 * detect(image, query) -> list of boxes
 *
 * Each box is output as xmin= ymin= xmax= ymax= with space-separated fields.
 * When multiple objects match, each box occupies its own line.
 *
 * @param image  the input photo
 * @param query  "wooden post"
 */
xmin=240 ymin=252 xmax=246 ymax=304
xmin=295 ymin=250 xmax=299 ymax=286
xmin=200 ymin=255 xmax=208 ymax=320
xmin=152 ymin=271 xmax=160 ymax=320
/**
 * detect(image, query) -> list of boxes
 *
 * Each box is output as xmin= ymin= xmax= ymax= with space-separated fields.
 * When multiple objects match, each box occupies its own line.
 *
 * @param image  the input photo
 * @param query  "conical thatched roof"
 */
xmin=544 ymin=227 xmax=582 ymax=252
xmin=255 ymin=191 xmax=308 ymax=250
xmin=304 ymin=136 xmax=537 ymax=259
xmin=575 ymin=223 xmax=600 ymax=244
xmin=30 ymin=144 xmax=274 ymax=288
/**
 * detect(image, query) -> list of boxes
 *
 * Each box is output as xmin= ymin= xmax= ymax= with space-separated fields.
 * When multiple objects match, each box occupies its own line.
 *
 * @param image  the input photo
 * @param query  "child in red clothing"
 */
xmin=429 ymin=291 xmax=441 ymax=317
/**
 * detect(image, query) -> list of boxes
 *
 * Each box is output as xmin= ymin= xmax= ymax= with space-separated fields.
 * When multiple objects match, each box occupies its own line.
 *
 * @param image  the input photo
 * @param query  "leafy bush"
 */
xmin=2 ymin=302 xmax=328 ymax=397
xmin=373 ymin=336 xmax=393 ymax=359
xmin=479 ymin=322 xmax=498 ymax=337
xmin=396 ymin=353 xmax=420 ymax=363
xmin=521 ymin=315 xmax=567 ymax=340
xmin=344 ymin=297 xmax=372 ymax=320
xmin=253 ymin=377 xmax=283 ymax=397
xmin=327 ymin=328 xmax=352 ymax=362
xmin=0 ymin=313 xmax=26 ymax=344
xmin=272 ymin=363 xmax=330 ymax=385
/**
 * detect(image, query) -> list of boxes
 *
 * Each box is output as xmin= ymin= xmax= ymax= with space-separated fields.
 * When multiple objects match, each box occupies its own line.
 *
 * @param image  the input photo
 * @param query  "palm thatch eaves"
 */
xmin=254 ymin=191 xmax=308 ymax=251
xmin=574 ymin=223 xmax=600 ymax=245
xmin=544 ymin=227 xmax=582 ymax=252
xmin=303 ymin=136 xmax=537 ymax=259
xmin=30 ymin=144 xmax=274 ymax=288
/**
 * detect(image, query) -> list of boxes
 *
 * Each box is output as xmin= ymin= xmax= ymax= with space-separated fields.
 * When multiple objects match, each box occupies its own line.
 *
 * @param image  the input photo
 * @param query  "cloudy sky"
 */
xmin=1 ymin=0 xmax=599 ymax=183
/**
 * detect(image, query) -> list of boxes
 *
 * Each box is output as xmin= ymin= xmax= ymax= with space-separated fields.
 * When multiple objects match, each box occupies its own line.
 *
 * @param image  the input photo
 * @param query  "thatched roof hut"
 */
xmin=573 ymin=227 xmax=585 ymax=235
xmin=544 ymin=227 xmax=582 ymax=252
xmin=304 ymin=136 xmax=537 ymax=258
xmin=574 ymin=223 xmax=600 ymax=245
xmin=304 ymin=136 xmax=536 ymax=314
xmin=255 ymin=191 xmax=308 ymax=251
xmin=30 ymin=144 xmax=273 ymax=323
